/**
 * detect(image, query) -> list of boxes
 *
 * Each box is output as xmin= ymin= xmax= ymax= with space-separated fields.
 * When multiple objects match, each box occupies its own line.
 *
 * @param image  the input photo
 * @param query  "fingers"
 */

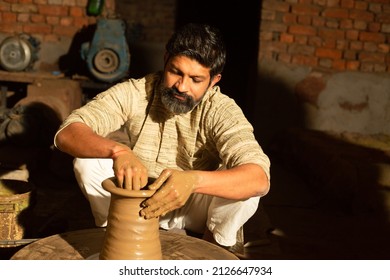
xmin=141 ymin=201 xmax=172 ymax=219
xmin=115 ymin=167 xmax=148 ymax=190
xmin=148 ymin=169 xmax=172 ymax=190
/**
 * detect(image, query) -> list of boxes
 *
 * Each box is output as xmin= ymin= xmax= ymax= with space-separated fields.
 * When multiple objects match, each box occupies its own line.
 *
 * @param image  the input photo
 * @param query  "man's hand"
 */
xmin=140 ymin=169 xmax=199 ymax=219
xmin=112 ymin=148 xmax=148 ymax=190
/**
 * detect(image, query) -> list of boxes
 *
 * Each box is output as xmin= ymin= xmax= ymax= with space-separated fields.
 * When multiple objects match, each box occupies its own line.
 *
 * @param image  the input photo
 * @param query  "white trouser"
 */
xmin=73 ymin=158 xmax=260 ymax=246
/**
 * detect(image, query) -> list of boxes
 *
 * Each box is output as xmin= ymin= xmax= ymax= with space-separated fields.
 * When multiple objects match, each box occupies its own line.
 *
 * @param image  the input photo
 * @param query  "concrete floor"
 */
xmin=1 ymin=143 xmax=390 ymax=260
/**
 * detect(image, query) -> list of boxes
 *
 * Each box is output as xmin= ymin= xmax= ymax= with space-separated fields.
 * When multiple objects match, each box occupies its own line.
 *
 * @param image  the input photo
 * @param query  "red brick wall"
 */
xmin=259 ymin=0 xmax=390 ymax=73
xmin=0 ymin=0 xmax=116 ymax=41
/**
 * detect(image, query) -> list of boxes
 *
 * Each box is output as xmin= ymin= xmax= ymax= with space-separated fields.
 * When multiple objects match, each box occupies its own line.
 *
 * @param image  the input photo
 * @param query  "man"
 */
xmin=54 ymin=23 xmax=270 ymax=251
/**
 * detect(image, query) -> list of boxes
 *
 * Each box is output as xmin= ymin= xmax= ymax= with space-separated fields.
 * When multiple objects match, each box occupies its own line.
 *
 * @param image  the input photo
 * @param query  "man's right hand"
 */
xmin=111 ymin=148 xmax=148 ymax=190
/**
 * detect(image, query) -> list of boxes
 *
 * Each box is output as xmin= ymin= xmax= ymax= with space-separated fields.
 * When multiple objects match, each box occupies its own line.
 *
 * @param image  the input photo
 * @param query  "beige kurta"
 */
xmin=55 ymin=72 xmax=270 ymax=182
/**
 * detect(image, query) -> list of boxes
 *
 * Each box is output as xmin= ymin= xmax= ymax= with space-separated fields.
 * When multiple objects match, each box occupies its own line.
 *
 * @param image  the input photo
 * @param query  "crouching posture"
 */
xmin=54 ymin=23 xmax=271 ymax=250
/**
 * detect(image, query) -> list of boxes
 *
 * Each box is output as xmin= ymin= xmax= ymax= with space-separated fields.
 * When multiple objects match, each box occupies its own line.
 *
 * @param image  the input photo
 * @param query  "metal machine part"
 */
xmin=0 ymin=35 xmax=39 ymax=72
xmin=81 ymin=18 xmax=130 ymax=83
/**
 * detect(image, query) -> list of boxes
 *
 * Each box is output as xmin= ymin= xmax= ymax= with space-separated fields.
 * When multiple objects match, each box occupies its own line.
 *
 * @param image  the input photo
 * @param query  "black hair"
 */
xmin=165 ymin=23 xmax=226 ymax=78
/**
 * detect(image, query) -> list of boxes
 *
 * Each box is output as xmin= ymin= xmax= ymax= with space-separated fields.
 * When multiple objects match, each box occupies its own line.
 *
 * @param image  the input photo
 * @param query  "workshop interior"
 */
xmin=1 ymin=0 xmax=390 ymax=260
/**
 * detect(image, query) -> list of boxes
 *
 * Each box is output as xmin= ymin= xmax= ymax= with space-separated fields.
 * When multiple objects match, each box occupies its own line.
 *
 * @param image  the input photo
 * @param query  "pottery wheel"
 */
xmin=11 ymin=228 xmax=238 ymax=260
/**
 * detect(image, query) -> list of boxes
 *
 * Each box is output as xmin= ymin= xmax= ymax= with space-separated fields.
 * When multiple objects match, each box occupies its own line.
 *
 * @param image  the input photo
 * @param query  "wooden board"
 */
xmin=11 ymin=228 xmax=238 ymax=260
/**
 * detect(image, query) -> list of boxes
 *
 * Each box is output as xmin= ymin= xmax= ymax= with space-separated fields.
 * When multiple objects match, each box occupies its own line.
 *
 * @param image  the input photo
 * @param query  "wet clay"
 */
xmin=99 ymin=177 xmax=162 ymax=260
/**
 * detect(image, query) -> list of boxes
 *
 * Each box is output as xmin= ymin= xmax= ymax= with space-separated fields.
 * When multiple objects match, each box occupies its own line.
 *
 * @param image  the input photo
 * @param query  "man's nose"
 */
xmin=175 ymin=77 xmax=189 ymax=92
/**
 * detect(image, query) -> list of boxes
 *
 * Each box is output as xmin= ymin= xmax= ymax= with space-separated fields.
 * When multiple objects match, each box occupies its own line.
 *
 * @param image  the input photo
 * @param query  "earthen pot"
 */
xmin=99 ymin=177 xmax=162 ymax=260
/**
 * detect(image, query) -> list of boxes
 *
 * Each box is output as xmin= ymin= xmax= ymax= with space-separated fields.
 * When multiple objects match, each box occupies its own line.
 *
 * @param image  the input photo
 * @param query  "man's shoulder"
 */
xmin=202 ymin=86 xmax=239 ymax=109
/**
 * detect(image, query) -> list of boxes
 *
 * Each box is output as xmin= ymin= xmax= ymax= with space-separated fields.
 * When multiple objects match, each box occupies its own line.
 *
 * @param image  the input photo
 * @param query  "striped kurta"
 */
xmin=56 ymin=72 xmax=270 ymax=182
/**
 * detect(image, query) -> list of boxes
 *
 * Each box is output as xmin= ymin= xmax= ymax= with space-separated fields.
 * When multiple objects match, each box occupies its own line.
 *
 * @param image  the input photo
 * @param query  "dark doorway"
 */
xmin=176 ymin=1 xmax=261 ymax=120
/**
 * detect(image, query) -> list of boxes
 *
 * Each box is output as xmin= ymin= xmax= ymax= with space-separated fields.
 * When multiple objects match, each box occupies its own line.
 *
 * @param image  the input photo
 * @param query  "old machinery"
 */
xmin=0 ymin=34 xmax=39 ymax=72
xmin=81 ymin=18 xmax=130 ymax=83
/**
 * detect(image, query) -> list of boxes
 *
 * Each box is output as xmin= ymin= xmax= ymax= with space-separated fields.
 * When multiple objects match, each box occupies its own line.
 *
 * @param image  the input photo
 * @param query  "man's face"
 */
xmin=160 ymin=55 xmax=221 ymax=114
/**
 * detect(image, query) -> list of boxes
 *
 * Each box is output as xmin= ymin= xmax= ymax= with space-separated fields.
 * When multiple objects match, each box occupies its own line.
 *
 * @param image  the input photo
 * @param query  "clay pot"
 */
xmin=99 ymin=177 xmax=162 ymax=260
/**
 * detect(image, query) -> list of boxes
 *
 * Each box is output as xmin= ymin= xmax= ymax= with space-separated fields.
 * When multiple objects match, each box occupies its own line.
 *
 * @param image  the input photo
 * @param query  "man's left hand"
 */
xmin=140 ymin=169 xmax=199 ymax=219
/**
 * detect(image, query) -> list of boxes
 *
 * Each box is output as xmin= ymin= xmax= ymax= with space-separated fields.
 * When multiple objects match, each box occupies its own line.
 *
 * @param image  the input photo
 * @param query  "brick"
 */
xmin=0 ymin=2 xmax=11 ymax=12
xmin=346 ymin=60 xmax=360 ymax=70
xmin=295 ymin=35 xmax=309 ymax=44
xmin=52 ymin=25 xmax=78 ymax=36
xmin=341 ymin=0 xmax=354 ymax=9
xmin=262 ymin=0 xmax=290 ymax=12
xmin=17 ymin=13 xmax=30 ymax=22
xmin=262 ymin=9 xmax=276 ymax=21
xmin=323 ymin=8 xmax=349 ymax=18
xmin=11 ymin=3 xmax=37 ymax=13
xmin=261 ymin=20 xmax=288 ymax=33
xmin=313 ymin=0 xmax=327 ymax=6
xmin=363 ymin=42 xmax=378 ymax=52
xmin=340 ymin=19 xmax=353 ymax=29
xmin=368 ymin=3 xmax=382 ymax=13
xmin=2 ymin=11 xmax=16 ymax=23
xmin=382 ymin=24 xmax=390 ymax=33
xmin=292 ymin=3 xmax=321 ymax=16
xmin=355 ymin=1 xmax=368 ymax=10
xmin=288 ymin=43 xmax=315 ymax=55
xmin=377 ymin=13 xmax=390 ymax=24
xmin=63 ymin=0 xmax=76 ymax=6
xmin=73 ymin=16 xmax=89 ymax=28
xmin=69 ymin=6 xmax=84 ymax=17
xmin=289 ymin=24 xmax=317 ymax=35
xmin=280 ymin=33 xmax=294 ymax=43
xmin=350 ymin=40 xmax=363 ymax=50
xmin=298 ymin=15 xmax=312 ymax=25
xmin=312 ymin=16 xmax=325 ymax=26
xmin=368 ymin=22 xmax=381 ymax=32
xmin=60 ymin=17 xmax=74 ymax=26
xmin=318 ymin=28 xmax=345 ymax=39
xmin=308 ymin=36 xmax=322 ymax=46
xmin=323 ymin=37 xmax=336 ymax=48
xmin=326 ymin=19 xmax=339 ymax=28
xmin=346 ymin=29 xmax=359 ymax=40
xmin=260 ymin=31 xmax=273 ymax=41
xmin=283 ymin=13 xmax=297 ymax=24
xmin=31 ymin=14 xmax=45 ymax=23
xmin=378 ymin=43 xmax=390 ymax=53
xmin=344 ymin=50 xmax=358 ymax=60
xmin=46 ymin=16 xmax=60 ymax=25
xmin=38 ymin=4 xmax=69 ymax=16
xmin=349 ymin=10 xmax=374 ymax=21
xmin=359 ymin=31 xmax=386 ymax=43
xmin=327 ymin=0 xmax=340 ymax=8
xmin=260 ymin=41 xmax=288 ymax=53
xmin=23 ymin=23 xmax=52 ymax=34
xmin=353 ymin=20 xmax=367 ymax=30
xmin=0 ymin=23 xmax=23 ymax=33
xmin=359 ymin=52 xmax=385 ymax=63
xmin=292 ymin=54 xmax=318 ymax=67
xmin=316 ymin=47 xmax=342 ymax=59
xmin=332 ymin=59 xmax=346 ymax=70
xmin=336 ymin=39 xmax=347 ymax=49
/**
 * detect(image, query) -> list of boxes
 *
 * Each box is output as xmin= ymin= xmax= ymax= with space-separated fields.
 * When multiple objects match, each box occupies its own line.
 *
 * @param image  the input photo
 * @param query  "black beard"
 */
xmin=160 ymin=86 xmax=197 ymax=114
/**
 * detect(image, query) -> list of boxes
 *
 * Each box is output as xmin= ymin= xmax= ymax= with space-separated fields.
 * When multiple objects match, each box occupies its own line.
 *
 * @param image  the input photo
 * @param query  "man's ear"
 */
xmin=210 ymin=74 xmax=222 ymax=87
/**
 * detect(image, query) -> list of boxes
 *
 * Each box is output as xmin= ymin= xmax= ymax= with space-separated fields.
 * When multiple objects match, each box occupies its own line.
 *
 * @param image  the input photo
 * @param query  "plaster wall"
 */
xmin=254 ymin=59 xmax=390 ymax=148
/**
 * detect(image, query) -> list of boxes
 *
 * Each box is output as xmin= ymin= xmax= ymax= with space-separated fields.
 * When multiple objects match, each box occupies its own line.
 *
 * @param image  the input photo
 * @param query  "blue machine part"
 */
xmin=81 ymin=19 xmax=130 ymax=83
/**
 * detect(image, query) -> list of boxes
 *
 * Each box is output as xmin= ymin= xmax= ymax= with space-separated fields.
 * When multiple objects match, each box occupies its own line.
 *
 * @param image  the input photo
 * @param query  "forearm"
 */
xmin=54 ymin=122 xmax=129 ymax=158
xmin=193 ymin=163 xmax=270 ymax=200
